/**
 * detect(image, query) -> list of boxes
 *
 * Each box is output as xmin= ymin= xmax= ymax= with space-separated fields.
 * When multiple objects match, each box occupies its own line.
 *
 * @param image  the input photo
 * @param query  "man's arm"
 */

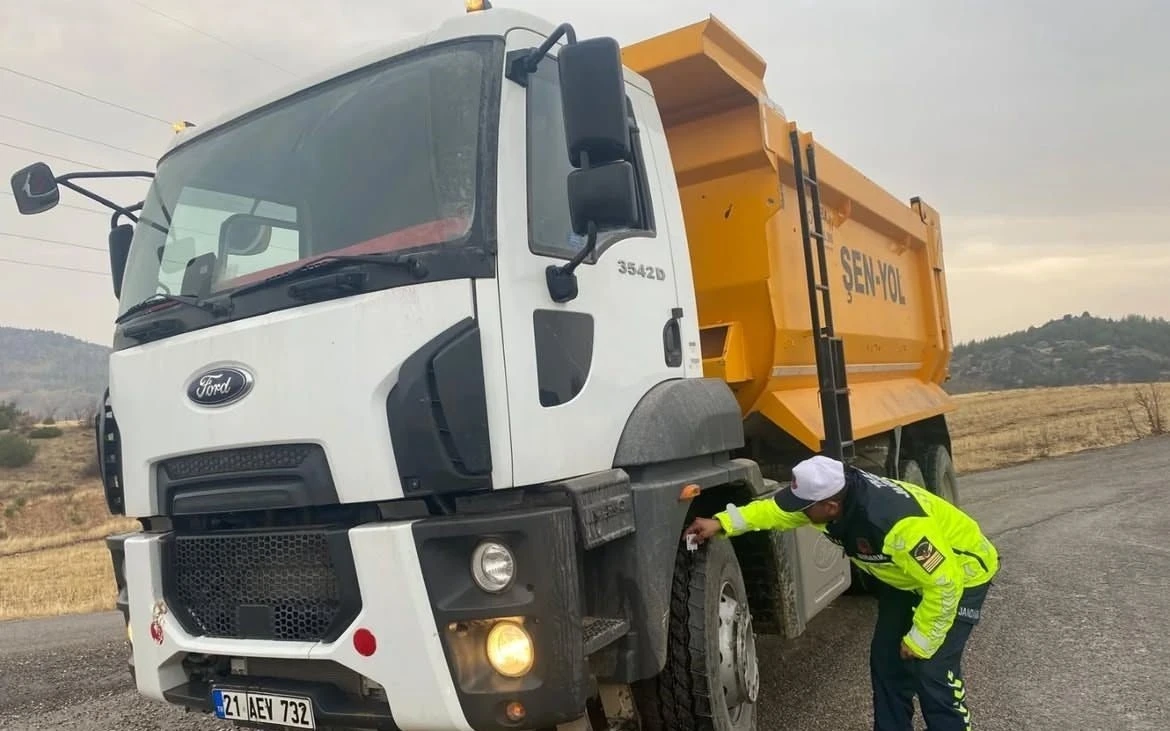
xmin=712 ymin=497 xmax=810 ymax=537
xmin=884 ymin=516 xmax=966 ymax=659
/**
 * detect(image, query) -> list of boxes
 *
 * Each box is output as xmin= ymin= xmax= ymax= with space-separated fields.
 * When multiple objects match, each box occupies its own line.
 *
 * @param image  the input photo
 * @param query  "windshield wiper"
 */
xmin=114 ymin=293 xmax=228 ymax=324
xmin=228 ymin=253 xmax=428 ymax=300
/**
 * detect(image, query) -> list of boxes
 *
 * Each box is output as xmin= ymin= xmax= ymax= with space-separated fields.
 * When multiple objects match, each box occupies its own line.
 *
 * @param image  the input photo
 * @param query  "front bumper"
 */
xmin=115 ymin=503 xmax=588 ymax=731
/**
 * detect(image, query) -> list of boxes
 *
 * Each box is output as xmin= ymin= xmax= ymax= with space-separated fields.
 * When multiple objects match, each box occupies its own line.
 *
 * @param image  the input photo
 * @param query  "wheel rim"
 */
xmin=717 ymin=579 xmax=759 ymax=719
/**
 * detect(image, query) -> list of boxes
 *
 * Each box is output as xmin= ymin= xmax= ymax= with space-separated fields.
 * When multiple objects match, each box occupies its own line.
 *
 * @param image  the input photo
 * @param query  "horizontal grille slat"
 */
xmin=162 ymin=444 xmax=316 ymax=480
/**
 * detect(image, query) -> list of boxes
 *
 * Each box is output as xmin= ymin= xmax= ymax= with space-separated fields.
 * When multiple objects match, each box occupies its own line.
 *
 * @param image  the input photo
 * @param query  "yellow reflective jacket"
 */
xmin=713 ymin=468 xmax=998 ymax=660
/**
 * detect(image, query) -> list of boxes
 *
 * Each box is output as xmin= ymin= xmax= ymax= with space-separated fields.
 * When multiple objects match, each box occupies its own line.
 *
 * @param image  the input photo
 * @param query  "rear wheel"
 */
xmin=633 ymin=536 xmax=758 ymax=731
xmin=920 ymin=443 xmax=960 ymax=505
xmin=898 ymin=458 xmax=925 ymax=489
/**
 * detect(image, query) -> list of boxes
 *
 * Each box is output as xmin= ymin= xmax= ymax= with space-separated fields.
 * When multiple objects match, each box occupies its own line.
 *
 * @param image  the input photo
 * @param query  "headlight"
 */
xmin=471 ymin=540 xmax=515 ymax=593
xmin=485 ymin=621 xmax=534 ymax=678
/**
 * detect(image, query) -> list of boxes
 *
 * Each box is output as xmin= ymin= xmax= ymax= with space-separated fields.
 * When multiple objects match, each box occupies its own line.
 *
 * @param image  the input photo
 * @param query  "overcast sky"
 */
xmin=1 ymin=0 xmax=1167 ymax=347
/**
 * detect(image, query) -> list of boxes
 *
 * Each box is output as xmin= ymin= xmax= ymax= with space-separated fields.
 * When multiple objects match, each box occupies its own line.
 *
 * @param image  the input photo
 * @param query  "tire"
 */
xmin=898 ymin=458 xmax=925 ymax=489
xmin=920 ymin=443 xmax=960 ymax=505
xmin=633 ymin=536 xmax=758 ymax=731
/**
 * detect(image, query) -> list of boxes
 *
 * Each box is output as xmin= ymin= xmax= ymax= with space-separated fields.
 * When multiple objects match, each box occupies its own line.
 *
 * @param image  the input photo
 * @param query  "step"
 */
xmin=583 ymin=617 xmax=629 ymax=655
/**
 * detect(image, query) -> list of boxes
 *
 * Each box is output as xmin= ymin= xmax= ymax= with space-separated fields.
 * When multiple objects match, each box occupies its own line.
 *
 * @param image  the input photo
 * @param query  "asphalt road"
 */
xmin=2 ymin=436 xmax=1168 ymax=731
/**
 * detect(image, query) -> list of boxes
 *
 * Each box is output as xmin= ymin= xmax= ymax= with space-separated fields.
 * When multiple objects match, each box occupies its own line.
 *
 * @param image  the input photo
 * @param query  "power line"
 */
xmin=0 ymin=191 xmax=107 ymax=216
xmin=0 ymin=255 xmax=106 ymax=277
xmin=0 ymin=64 xmax=172 ymax=127
xmin=0 ymin=140 xmax=110 ymax=171
xmin=0 ymin=113 xmax=155 ymax=160
xmin=129 ymin=0 xmax=296 ymax=77
xmin=0 ymin=231 xmax=107 ymax=253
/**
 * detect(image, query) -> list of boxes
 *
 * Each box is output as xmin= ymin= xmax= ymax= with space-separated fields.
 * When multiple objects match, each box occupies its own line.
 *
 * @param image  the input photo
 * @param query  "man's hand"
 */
xmin=684 ymin=517 xmax=724 ymax=545
xmin=899 ymin=641 xmax=920 ymax=661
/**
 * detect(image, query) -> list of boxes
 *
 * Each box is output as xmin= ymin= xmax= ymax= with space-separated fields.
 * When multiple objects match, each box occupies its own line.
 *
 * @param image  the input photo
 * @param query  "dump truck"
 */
xmin=9 ymin=5 xmax=956 ymax=730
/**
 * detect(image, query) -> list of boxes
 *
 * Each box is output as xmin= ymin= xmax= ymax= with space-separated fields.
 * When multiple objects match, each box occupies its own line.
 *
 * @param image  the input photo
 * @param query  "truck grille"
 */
xmin=163 ymin=528 xmax=360 ymax=643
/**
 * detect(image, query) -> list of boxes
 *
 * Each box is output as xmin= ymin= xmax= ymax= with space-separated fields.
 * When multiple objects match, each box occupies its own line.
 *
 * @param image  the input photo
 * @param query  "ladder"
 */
xmin=788 ymin=124 xmax=855 ymax=462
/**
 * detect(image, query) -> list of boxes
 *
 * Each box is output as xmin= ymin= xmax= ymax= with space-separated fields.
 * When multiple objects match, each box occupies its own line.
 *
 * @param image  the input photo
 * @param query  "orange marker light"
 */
xmin=505 ymin=702 xmax=526 ymax=722
xmin=679 ymin=483 xmax=701 ymax=501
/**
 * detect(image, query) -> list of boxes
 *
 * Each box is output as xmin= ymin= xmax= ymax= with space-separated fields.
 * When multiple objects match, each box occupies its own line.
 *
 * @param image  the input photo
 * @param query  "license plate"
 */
xmin=212 ymin=688 xmax=316 ymax=729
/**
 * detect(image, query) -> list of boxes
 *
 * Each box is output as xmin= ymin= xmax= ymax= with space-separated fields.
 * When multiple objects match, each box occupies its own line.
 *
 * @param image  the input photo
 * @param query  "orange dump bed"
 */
xmin=622 ymin=17 xmax=955 ymax=451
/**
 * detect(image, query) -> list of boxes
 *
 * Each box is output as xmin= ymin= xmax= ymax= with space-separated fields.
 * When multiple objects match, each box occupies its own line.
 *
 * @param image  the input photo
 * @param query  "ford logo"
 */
xmin=187 ymin=366 xmax=254 ymax=407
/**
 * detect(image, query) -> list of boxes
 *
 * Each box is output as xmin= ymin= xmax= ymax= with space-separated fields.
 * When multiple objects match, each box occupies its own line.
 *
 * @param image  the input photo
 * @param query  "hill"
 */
xmin=946 ymin=313 xmax=1170 ymax=393
xmin=0 ymin=328 xmax=109 ymax=418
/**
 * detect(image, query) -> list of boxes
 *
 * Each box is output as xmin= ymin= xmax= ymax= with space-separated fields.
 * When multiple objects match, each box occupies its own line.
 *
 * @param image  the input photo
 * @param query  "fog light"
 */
xmin=471 ymin=541 xmax=515 ymax=593
xmin=485 ymin=621 xmax=534 ymax=678
xmin=126 ymin=623 xmax=132 ymax=643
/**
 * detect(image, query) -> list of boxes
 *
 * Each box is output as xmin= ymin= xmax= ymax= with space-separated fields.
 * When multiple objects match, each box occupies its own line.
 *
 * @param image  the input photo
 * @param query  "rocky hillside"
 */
xmin=946 ymin=313 xmax=1170 ymax=393
xmin=0 ymin=328 xmax=109 ymax=418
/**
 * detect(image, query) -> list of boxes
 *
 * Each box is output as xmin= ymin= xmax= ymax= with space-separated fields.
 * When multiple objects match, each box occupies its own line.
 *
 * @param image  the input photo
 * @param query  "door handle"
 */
xmin=662 ymin=307 xmax=683 ymax=368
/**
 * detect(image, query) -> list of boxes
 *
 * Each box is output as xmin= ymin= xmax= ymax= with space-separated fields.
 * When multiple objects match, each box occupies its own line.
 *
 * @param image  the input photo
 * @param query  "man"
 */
xmin=685 ymin=454 xmax=999 ymax=731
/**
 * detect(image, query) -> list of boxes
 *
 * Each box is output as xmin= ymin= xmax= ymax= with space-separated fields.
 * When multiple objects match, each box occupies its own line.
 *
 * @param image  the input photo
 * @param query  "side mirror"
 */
xmin=567 ymin=163 xmax=639 ymax=235
xmin=559 ymin=37 xmax=629 ymax=168
xmin=558 ymin=37 xmax=640 ymax=235
xmin=544 ymin=34 xmax=642 ymax=304
xmin=109 ymin=224 xmax=133 ymax=299
xmin=9 ymin=162 xmax=60 ymax=215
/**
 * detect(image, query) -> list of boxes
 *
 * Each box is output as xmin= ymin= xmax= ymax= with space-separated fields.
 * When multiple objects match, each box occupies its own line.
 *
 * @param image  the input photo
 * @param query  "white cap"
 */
xmin=775 ymin=455 xmax=846 ymax=511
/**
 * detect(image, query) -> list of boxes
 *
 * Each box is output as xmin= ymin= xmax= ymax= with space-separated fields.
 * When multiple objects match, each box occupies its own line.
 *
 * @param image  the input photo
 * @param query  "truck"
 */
xmin=9 ymin=4 xmax=957 ymax=730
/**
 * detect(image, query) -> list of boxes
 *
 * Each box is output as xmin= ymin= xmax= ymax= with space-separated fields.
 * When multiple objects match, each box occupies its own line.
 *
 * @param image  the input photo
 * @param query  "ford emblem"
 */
xmin=187 ymin=366 xmax=254 ymax=407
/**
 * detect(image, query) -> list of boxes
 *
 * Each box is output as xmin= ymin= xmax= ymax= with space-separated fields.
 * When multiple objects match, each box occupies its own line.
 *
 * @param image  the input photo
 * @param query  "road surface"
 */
xmin=2 ymin=436 xmax=1168 ymax=730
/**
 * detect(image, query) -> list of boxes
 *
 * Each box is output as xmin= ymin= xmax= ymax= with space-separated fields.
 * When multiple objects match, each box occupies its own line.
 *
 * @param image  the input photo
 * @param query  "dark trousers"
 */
xmin=870 ymin=582 xmax=990 ymax=731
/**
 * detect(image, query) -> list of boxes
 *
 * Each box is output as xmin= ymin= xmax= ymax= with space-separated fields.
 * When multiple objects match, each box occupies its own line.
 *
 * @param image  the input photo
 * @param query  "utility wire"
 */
xmin=0 ymin=191 xmax=107 ymax=216
xmin=0 ymin=231 xmax=107 ymax=253
xmin=0 ymin=140 xmax=110 ymax=171
xmin=0 ymin=255 xmax=106 ymax=277
xmin=129 ymin=0 xmax=296 ymax=77
xmin=0 ymin=113 xmax=156 ymax=160
xmin=0 ymin=64 xmax=173 ymax=127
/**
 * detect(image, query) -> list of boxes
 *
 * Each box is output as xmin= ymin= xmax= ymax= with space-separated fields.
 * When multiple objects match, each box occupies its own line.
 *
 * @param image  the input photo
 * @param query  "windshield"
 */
xmin=117 ymin=39 xmax=497 ymax=315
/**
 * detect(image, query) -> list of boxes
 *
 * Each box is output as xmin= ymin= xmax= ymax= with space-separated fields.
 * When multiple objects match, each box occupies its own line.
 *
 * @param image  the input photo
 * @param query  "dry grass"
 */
xmin=0 ymin=383 xmax=1166 ymax=620
xmin=0 ymin=420 xmax=98 ymax=504
xmin=0 ymin=423 xmax=137 ymax=619
xmin=948 ymin=382 xmax=1169 ymax=473
xmin=0 ymin=540 xmax=118 ymax=620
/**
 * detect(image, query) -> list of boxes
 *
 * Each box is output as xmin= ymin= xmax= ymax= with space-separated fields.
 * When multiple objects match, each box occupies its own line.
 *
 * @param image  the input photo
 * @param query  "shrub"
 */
xmin=27 ymin=426 xmax=64 ymax=440
xmin=42 ymin=417 xmax=56 ymax=426
xmin=0 ymin=401 xmax=23 ymax=431
xmin=0 ymin=433 xmax=37 ymax=468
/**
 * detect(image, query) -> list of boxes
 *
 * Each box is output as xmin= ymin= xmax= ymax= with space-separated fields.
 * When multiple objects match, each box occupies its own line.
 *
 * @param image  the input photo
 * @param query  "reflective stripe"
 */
xmin=908 ymin=626 xmax=931 ymax=651
xmin=726 ymin=503 xmax=748 ymax=532
xmin=947 ymin=670 xmax=972 ymax=730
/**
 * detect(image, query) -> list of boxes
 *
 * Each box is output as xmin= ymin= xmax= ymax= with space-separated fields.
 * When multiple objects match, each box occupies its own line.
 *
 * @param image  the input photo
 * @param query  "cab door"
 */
xmin=493 ymin=27 xmax=685 ymax=487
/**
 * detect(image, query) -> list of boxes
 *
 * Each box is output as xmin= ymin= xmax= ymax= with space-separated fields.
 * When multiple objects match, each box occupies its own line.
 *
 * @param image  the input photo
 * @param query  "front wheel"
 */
xmin=633 ymin=536 xmax=758 ymax=731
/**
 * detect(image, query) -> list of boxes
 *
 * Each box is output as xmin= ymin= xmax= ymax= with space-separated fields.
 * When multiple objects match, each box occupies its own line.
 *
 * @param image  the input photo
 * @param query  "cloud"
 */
xmin=1 ymin=0 xmax=1167 ymax=346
